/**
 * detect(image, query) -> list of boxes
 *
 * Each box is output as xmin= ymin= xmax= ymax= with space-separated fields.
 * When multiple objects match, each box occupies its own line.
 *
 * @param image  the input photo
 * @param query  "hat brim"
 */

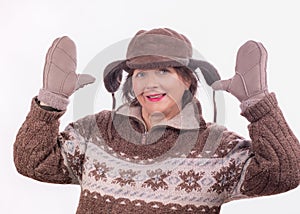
xmin=126 ymin=55 xmax=189 ymax=70
xmin=103 ymin=57 xmax=220 ymax=93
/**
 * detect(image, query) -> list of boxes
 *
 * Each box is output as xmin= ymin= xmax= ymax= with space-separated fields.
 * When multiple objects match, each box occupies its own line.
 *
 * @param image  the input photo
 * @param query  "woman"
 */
xmin=14 ymin=28 xmax=300 ymax=214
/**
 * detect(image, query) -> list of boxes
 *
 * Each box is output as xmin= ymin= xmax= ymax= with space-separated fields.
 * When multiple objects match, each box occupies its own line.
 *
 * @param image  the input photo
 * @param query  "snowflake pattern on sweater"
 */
xmin=13 ymin=94 xmax=300 ymax=214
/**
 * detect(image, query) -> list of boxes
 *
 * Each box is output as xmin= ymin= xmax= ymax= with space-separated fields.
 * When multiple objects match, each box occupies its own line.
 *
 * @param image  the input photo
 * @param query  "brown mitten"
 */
xmin=38 ymin=36 xmax=95 ymax=110
xmin=211 ymin=40 xmax=269 ymax=111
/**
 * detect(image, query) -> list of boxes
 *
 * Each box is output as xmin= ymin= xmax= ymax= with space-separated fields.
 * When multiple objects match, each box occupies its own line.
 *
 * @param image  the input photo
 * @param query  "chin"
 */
xmin=146 ymin=108 xmax=167 ymax=115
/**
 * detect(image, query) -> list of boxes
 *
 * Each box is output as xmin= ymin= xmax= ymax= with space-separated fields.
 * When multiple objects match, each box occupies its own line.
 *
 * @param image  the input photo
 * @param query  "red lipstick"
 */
xmin=146 ymin=94 xmax=166 ymax=102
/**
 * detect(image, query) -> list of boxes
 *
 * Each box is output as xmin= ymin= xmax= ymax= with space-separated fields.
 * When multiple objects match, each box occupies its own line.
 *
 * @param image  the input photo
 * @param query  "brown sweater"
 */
xmin=13 ymin=93 xmax=300 ymax=214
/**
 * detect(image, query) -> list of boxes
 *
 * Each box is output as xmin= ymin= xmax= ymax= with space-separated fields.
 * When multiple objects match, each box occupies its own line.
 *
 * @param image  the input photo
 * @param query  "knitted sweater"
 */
xmin=14 ymin=93 xmax=300 ymax=214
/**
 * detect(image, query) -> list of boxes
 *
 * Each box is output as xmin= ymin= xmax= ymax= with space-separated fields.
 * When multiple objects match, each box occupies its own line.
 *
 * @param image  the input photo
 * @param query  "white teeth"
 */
xmin=149 ymin=95 xmax=161 ymax=98
xmin=148 ymin=94 xmax=163 ymax=98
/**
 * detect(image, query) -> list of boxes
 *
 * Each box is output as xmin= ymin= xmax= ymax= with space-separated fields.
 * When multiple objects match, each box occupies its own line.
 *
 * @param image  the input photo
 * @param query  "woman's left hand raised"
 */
xmin=211 ymin=40 xmax=269 ymax=107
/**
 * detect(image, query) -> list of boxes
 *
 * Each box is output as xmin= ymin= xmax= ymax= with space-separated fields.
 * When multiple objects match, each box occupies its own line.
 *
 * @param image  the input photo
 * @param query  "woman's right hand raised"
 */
xmin=37 ymin=36 xmax=95 ymax=110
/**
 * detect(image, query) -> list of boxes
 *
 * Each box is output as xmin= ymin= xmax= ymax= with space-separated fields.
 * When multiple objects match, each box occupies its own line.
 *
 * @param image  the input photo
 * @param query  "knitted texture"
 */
xmin=240 ymin=93 xmax=300 ymax=196
xmin=13 ymin=93 xmax=300 ymax=214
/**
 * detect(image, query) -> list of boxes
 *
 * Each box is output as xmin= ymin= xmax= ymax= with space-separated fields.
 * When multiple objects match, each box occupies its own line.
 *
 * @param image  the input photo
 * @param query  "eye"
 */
xmin=158 ymin=69 xmax=170 ymax=75
xmin=135 ymin=71 xmax=145 ymax=78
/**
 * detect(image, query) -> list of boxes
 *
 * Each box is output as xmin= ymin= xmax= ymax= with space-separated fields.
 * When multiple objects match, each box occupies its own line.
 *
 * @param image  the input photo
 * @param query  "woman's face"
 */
xmin=132 ymin=67 xmax=190 ymax=119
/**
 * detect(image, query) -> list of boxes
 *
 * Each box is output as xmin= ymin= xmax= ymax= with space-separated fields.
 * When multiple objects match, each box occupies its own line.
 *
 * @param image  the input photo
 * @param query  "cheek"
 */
xmin=132 ymin=79 xmax=144 ymax=96
xmin=168 ymin=88 xmax=185 ymax=102
xmin=166 ymin=79 xmax=187 ymax=95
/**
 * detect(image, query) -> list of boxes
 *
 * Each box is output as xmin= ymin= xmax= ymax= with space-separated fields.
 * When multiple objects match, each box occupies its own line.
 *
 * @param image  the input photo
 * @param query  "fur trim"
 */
xmin=38 ymin=89 xmax=69 ymax=110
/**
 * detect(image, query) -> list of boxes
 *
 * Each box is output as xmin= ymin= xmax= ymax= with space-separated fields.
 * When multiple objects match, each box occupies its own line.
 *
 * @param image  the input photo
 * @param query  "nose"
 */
xmin=144 ymin=72 xmax=160 ymax=89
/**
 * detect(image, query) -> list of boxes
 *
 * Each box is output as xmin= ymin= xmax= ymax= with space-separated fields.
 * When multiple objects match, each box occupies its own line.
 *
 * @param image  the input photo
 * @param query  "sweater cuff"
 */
xmin=241 ymin=93 xmax=278 ymax=122
xmin=30 ymin=97 xmax=65 ymax=122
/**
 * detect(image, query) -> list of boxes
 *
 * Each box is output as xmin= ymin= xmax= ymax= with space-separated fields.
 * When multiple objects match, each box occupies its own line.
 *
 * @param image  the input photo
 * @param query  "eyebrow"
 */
xmin=136 ymin=68 xmax=171 ymax=72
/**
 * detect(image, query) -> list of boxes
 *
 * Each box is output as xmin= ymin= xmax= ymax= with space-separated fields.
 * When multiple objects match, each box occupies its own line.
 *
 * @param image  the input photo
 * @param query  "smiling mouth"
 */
xmin=146 ymin=93 xmax=166 ymax=102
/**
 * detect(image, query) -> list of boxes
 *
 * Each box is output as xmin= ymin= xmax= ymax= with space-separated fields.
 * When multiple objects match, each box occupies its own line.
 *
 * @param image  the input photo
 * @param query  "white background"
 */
xmin=1 ymin=0 xmax=299 ymax=213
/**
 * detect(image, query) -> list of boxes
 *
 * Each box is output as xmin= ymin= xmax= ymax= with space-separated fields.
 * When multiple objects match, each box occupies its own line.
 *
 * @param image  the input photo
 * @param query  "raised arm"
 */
xmin=212 ymin=40 xmax=300 ymax=198
xmin=13 ymin=36 xmax=95 ymax=184
xmin=240 ymin=93 xmax=299 ymax=196
xmin=13 ymin=98 xmax=75 ymax=183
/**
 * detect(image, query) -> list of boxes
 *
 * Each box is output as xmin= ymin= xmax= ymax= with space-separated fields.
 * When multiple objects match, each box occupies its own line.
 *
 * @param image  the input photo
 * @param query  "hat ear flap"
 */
xmin=103 ymin=60 xmax=128 ymax=93
xmin=188 ymin=59 xmax=221 ymax=86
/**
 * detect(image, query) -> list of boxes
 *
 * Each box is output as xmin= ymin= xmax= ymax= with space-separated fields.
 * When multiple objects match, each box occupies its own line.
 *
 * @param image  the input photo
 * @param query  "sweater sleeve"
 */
xmin=227 ymin=93 xmax=300 ymax=201
xmin=13 ymin=97 xmax=80 ymax=184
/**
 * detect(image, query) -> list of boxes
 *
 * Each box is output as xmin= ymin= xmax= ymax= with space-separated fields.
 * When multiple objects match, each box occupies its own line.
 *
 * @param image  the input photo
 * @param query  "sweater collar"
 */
xmin=115 ymin=98 xmax=207 ymax=130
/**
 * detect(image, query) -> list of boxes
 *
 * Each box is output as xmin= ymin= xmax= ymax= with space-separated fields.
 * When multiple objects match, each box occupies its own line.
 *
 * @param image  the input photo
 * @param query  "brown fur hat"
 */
xmin=103 ymin=28 xmax=220 ymax=93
